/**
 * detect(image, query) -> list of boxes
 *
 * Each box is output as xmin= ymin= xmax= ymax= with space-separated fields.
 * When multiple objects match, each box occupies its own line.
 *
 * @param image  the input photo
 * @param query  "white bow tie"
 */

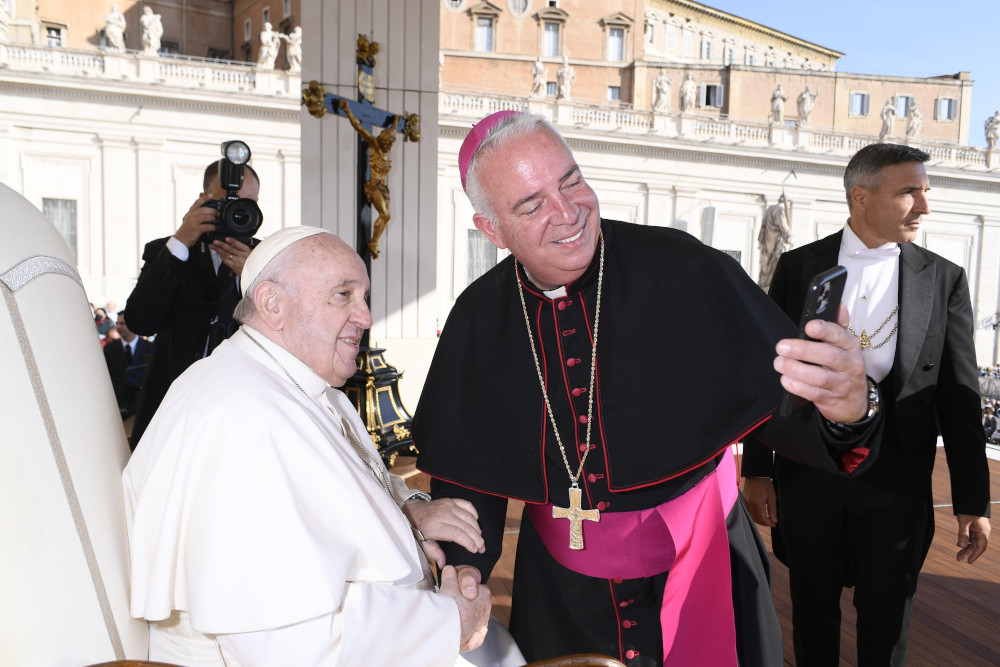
xmin=849 ymin=246 xmax=900 ymax=258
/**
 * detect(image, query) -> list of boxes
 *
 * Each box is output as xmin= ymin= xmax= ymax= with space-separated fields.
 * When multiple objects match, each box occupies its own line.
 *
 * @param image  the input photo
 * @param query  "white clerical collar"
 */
xmin=231 ymin=325 xmax=329 ymax=401
xmin=543 ymin=286 xmax=567 ymax=299
xmin=842 ymin=221 xmax=900 ymax=259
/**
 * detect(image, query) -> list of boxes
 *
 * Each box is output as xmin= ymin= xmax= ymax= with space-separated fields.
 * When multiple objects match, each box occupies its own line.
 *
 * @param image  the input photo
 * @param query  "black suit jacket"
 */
xmin=743 ymin=230 xmax=990 ymax=520
xmin=125 ymin=238 xmax=246 ymax=446
xmin=104 ymin=337 xmax=153 ymax=415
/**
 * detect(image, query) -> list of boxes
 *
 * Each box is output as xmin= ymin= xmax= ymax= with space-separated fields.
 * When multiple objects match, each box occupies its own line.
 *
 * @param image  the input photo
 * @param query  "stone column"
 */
xmin=976 ymin=215 xmax=1000 ymax=364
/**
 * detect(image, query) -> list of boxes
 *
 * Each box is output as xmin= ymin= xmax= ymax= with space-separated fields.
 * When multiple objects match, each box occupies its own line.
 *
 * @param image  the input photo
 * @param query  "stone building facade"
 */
xmin=9 ymin=0 xmax=301 ymax=65
xmin=434 ymin=0 xmax=1000 ymax=371
xmin=441 ymin=0 xmax=972 ymax=144
xmin=0 ymin=0 xmax=302 ymax=303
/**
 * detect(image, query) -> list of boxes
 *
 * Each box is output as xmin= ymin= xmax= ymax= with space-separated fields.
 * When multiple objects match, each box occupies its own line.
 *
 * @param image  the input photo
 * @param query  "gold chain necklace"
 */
xmin=516 ymin=232 xmax=604 ymax=551
xmin=849 ymin=304 xmax=900 ymax=350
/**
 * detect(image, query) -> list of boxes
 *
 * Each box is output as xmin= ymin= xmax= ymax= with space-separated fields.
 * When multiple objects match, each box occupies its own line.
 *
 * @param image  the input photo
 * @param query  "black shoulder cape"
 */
xmin=414 ymin=220 xmax=797 ymax=502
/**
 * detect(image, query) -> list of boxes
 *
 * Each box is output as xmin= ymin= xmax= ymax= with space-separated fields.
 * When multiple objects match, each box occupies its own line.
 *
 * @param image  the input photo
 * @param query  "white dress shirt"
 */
xmin=838 ymin=223 xmax=900 ymax=383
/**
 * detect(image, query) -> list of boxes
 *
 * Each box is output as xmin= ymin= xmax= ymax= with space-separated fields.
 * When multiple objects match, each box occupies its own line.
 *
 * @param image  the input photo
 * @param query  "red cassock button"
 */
xmin=566 ymin=358 xmax=577 ymax=367
xmin=613 ymin=577 xmax=624 ymax=584
xmin=597 ymin=501 xmax=609 ymax=510
xmin=558 ymin=301 xmax=567 ymax=311
xmin=571 ymin=388 xmax=583 ymax=397
xmin=625 ymin=650 xmax=639 ymax=659
xmin=587 ymin=473 xmax=598 ymax=482
xmin=579 ymin=444 xmax=588 ymax=452
xmin=578 ymin=415 xmax=588 ymax=424
xmin=622 ymin=619 xmax=635 ymax=629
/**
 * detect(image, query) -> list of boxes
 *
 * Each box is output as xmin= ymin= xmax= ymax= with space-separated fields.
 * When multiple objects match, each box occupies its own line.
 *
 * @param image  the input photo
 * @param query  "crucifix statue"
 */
xmin=300 ymin=34 xmax=420 ymax=466
xmin=301 ymin=34 xmax=419 ymax=263
xmin=338 ymin=99 xmax=399 ymax=259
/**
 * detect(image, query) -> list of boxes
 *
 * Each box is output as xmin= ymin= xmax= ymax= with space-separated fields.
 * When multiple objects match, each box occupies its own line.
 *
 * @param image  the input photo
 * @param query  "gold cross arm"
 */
xmin=552 ymin=486 xmax=600 ymax=550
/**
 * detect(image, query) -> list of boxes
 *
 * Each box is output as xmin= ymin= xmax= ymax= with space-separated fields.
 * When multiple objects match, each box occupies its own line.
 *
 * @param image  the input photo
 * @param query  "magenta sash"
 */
xmin=526 ymin=452 xmax=740 ymax=666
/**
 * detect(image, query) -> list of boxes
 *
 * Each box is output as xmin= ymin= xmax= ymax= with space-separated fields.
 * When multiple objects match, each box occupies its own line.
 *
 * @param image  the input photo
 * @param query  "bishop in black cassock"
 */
xmin=413 ymin=111 xmax=882 ymax=667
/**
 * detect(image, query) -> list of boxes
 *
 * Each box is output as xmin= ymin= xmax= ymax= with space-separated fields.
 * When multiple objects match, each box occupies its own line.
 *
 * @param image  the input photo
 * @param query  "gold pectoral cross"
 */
xmin=552 ymin=486 xmax=600 ymax=550
xmin=858 ymin=329 xmax=872 ymax=350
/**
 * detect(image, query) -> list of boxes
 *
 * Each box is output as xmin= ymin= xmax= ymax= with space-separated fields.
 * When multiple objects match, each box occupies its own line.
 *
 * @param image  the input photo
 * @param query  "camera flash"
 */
xmin=222 ymin=140 xmax=251 ymax=165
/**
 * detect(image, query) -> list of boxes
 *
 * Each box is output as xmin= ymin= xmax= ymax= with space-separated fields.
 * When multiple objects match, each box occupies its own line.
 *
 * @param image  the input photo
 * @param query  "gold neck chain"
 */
xmin=516 ymin=233 xmax=604 ymax=489
xmin=849 ymin=304 xmax=900 ymax=351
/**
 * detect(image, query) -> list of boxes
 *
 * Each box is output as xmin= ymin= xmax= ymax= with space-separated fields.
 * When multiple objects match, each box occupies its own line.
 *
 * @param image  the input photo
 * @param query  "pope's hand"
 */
xmin=774 ymin=304 xmax=869 ymax=424
xmin=439 ymin=565 xmax=491 ymax=653
xmin=402 ymin=497 xmax=485 ymax=568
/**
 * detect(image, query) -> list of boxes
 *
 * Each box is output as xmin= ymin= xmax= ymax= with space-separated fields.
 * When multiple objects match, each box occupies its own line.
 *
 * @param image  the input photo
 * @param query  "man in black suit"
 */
xmin=742 ymin=143 xmax=991 ymax=666
xmin=125 ymin=161 xmax=260 ymax=448
xmin=104 ymin=310 xmax=153 ymax=419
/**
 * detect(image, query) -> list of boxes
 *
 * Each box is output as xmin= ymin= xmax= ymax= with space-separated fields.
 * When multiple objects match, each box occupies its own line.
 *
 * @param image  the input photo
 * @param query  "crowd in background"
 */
xmin=91 ymin=300 xmax=152 ymax=424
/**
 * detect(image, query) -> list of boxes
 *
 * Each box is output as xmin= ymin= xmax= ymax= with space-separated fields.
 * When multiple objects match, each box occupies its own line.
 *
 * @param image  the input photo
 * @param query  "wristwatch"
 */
xmin=822 ymin=376 xmax=880 ymax=437
xmin=403 ymin=491 xmax=432 ymax=541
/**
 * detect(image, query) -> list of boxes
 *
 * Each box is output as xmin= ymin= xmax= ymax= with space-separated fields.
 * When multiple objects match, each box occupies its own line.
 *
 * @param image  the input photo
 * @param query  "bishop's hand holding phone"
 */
xmin=779 ymin=266 xmax=848 ymax=417
xmin=769 ymin=264 xmax=873 ymax=427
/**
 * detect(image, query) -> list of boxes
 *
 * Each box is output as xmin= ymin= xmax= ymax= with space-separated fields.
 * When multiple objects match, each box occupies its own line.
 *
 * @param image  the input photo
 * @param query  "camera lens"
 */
xmin=222 ymin=198 xmax=263 ymax=236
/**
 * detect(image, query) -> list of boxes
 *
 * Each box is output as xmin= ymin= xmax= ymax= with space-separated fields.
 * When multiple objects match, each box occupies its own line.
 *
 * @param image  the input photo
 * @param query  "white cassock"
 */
xmin=124 ymin=326 xmax=514 ymax=666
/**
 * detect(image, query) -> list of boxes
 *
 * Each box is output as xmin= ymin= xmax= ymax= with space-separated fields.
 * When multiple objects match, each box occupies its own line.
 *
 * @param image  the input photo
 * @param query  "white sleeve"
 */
xmin=165 ymin=235 xmax=190 ymax=261
xmin=216 ymin=581 xmax=461 ymax=667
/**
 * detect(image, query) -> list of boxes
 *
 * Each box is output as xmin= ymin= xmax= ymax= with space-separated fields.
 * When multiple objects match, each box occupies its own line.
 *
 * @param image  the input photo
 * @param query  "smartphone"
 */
xmin=778 ymin=265 xmax=848 ymax=417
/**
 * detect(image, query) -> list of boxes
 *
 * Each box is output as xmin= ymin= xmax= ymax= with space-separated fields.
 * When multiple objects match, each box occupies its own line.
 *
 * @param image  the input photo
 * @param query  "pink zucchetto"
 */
xmin=458 ymin=109 xmax=521 ymax=191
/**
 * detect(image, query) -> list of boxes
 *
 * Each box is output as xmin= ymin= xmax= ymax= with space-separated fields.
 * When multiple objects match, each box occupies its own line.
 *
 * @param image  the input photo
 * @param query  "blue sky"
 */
xmin=705 ymin=0 xmax=997 ymax=146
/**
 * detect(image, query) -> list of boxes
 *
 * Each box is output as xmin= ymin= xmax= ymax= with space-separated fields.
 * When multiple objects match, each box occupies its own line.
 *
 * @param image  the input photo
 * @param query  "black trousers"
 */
xmin=774 ymin=459 xmax=932 ymax=667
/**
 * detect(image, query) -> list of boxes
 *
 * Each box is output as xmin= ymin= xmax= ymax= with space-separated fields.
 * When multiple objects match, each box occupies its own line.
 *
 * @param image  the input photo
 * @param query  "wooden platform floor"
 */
xmin=397 ymin=452 xmax=1000 ymax=665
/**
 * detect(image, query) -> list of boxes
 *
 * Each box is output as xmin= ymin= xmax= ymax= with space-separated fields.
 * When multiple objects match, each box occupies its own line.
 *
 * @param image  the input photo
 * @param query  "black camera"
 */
xmin=201 ymin=140 xmax=263 ymax=244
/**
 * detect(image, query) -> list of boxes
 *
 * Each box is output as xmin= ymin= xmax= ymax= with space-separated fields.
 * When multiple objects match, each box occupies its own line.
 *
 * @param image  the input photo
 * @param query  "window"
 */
xmin=546 ymin=81 xmax=557 ymax=96
xmin=43 ymin=199 xmax=77 ymax=260
xmin=744 ymin=51 xmax=757 ymax=66
xmin=45 ymin=26 xmax=64 ymax=47
xmin=700 ymin=38 xmax=714 ymax=61
xmin=607 ymin=86 xmax=620 ymax=101
xmin=723 ymin=45 xmax=734 ymax=66
xmin=444 ymin=0 xmax=463 ymax=10
xmin=206 ymin=48 xmax=232 ymax=61
xmin=700 ymin=84 xmax=724 ymax=108
xmin=645 ymin=21 xmax=654 ymax=44
xmin=599 ymin=13 xmax=632 ymax=63
xmin=607 ymin=28 xmax=624 ymax=62
xmin=467 ymin=230 xmax=497 ymax=286
xmin=682 ymin=29 xmax=692 ymax=57
xmin=665 ymin=25 xmax=677 ymax=51
xmin=475 ymin=17 xmax=494 ymax=52
xmin=262 ymin=7 xmax=270 ymax=24
xmin=244 ymin=20 xmax=252 ymax=42
xmin=160 ymin=40 xmax=180 ymax=55
xmin=849 ymin=92 xmax=870 ymax=116
xmin=895 ymin=95 xmax=913 ymax=118
xmin=508 ymin=0 xmax=529 ymax=17
xmin=283 ymin=0 xmax=292 ymax=17
xmin=936 ymin=97 xmax=957 ymax=121
xmin=543 ymin=22 xmax=560 ymax=57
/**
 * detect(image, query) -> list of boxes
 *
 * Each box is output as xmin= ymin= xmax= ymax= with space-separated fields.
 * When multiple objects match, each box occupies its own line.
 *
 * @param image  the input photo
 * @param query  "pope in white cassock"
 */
xmin=123 ymin=226 xmax=519 ymax=666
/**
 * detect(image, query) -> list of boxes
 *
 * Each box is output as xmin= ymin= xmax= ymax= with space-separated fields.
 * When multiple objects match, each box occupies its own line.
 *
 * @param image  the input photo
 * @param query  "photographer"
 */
xmin=125 ymin=155 xmax=261 ymax=449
